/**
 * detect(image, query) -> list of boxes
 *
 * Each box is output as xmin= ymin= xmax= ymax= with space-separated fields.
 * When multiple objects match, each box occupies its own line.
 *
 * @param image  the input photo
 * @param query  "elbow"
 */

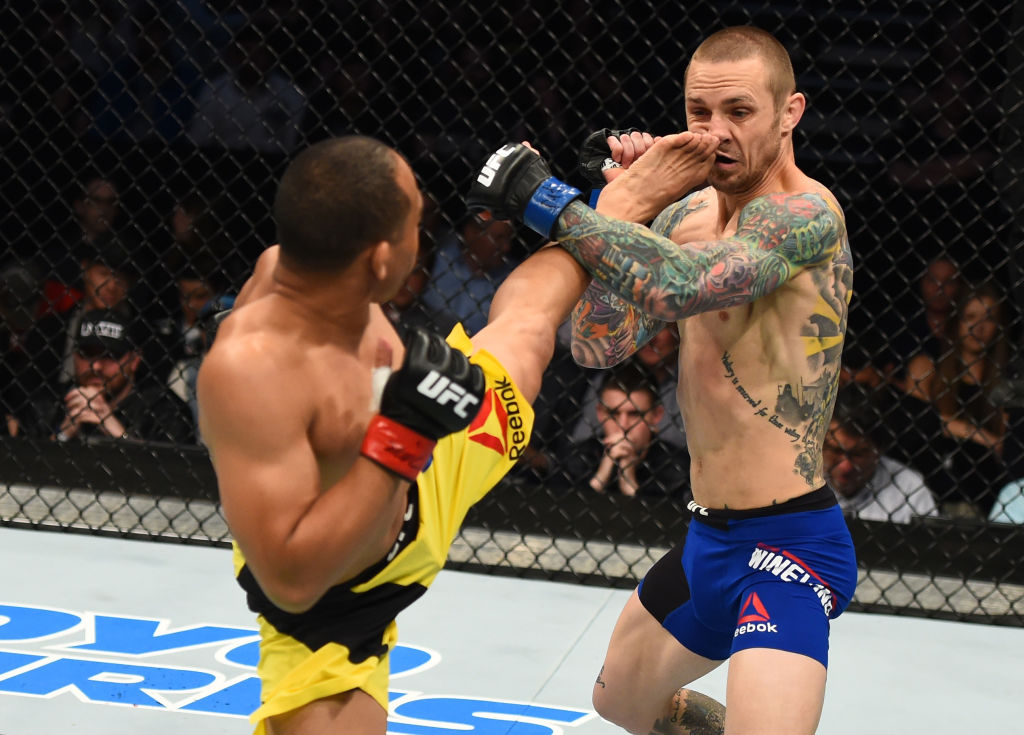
xmin=571 ymin=339 xmax=625 ymax=368
xmin=257 ymin=574 xmax=326 ymax=615
xmin=267 ymin=586 xmax=321 ymax=615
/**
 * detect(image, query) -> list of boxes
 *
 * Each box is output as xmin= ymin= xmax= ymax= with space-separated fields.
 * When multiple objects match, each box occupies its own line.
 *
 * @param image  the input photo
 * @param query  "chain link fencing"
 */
xmin=1 ymin=0 xmax=1022 ymax=625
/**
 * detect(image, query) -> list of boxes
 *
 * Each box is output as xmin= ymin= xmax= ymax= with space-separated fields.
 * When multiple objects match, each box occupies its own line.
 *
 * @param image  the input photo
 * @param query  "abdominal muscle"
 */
xmin=677 ymin=309 xmax=825 ymax=510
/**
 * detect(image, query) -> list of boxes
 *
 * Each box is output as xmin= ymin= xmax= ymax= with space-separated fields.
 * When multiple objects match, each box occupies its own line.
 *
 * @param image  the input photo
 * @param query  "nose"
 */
xmin=706 ymin=114 xmax=731 ymax=143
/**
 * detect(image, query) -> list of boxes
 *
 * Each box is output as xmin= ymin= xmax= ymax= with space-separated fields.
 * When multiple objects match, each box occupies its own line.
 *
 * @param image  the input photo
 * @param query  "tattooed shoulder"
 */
xmin=736 ymin=192 xmax=844 ymax=268
xmin=650 ymin=191 xmax=710 ymax=238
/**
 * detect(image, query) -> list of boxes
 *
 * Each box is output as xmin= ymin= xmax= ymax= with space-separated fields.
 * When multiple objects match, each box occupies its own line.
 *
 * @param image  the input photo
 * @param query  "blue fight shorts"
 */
xmin=638 ymin=486 xmax=857 ymax=668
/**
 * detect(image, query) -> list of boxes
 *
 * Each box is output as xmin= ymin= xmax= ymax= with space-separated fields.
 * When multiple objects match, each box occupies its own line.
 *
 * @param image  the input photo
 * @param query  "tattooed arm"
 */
xmin=569 ymin=197 xmax=703 ymax=367
xmin=560 ymin=192 xmax=843 ymax=321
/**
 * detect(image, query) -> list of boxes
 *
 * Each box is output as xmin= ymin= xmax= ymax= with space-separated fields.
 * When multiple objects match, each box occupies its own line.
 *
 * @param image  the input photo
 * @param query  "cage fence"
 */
xmin=1 ymin=0 xmax=1023 ymax=626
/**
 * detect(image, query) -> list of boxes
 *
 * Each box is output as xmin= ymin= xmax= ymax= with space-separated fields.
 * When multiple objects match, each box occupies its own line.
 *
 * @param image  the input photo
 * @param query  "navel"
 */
xmin=718 ymin=311 xmax=729 ymax=321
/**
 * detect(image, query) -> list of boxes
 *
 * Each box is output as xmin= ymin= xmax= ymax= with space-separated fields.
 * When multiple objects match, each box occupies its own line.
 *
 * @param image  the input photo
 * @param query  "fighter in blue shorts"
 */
xmin=467 ymin=24 xmax=857 ymax=735
xmin=641 ymin=487 xmax=857 ymax=669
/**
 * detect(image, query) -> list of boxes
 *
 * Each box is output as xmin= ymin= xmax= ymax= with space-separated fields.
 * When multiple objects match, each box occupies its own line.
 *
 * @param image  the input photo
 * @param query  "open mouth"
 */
xmin=714 ymin=153 xmax=738 ymax=166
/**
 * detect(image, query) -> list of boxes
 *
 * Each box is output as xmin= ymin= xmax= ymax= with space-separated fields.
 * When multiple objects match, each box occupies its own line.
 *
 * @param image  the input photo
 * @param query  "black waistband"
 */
xmin=688 ymin=485 xmax=836 ymax=528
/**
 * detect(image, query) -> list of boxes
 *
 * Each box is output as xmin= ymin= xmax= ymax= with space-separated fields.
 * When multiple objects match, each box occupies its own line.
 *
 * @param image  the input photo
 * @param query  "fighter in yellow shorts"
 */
xmin=198 ymin=134 xmax=715 ymax=734
xmin=233 ymin=324 xmax=533 ymax=729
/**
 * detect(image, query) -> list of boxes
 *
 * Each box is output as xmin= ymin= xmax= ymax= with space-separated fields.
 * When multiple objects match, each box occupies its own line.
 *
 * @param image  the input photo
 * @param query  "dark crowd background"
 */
xmin=1 ymin=0 xmax=1023 ymax=625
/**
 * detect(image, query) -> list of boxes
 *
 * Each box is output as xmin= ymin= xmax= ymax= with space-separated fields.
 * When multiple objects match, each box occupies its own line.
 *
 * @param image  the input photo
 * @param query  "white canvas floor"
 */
xmin=0 ymin=527 xmax=1021 ymax=734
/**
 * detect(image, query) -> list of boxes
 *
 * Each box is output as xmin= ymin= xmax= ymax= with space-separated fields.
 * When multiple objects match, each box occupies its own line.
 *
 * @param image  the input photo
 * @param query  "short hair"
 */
xmin=273 ymin=136 xmax=411 ymax=271
xmin=686 ymin=26 xmax=796 ymax=111
xmin=600 ymin=362 xmax=660 ymax=405
xmin=831 ymin=383 xmax=880 ymax=440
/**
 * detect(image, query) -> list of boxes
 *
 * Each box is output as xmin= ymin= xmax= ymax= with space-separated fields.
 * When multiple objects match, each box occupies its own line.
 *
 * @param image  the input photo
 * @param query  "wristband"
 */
xmin=360 ymin=415 xmax=436 ymax=482
xmin=522 ymin=177 xmax=583 ymax=237
xmin=588 ymin=188 xmax=602 ymax=208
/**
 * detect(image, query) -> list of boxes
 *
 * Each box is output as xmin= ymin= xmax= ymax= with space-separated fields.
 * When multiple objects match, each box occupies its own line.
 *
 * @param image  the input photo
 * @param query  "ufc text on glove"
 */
xmin=467 ymin=143 xmax=583 ymax=239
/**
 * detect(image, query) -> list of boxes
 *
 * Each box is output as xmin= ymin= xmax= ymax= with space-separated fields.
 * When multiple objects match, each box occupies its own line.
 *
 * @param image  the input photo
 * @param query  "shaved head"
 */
xmin=686 ymin=26 xmax=796 ymax=111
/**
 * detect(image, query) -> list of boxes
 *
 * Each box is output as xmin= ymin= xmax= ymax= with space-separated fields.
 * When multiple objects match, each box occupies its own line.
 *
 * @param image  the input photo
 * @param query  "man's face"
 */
xmin=684 ymin=58 xmax=786 ymax=195
xmin=73 ymin=346 xmax=138 ymax=398
xmin=74 ymin=180 xmax=120 ymax=238
xmin=597 ymin=387 xmax=664 ymax=453
xmin=82 ymin=263 xmax=129 ymax=310
xmin=178 ymin=277 xmax=215 ymax=327
xmin=382 ymin=156 xmax=423 ymax=301
xmin=823 ymin=422 xmax=879 ymax=498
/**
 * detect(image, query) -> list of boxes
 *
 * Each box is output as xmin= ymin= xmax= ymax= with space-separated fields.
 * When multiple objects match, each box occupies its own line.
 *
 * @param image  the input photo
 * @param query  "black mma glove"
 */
xmin=360 ymin=327 xmax=486 ymax=481
xmin=466 ymin=143 xmax=583 ymax=239
xmin=578 ymin=127 xmax=641 ymax=189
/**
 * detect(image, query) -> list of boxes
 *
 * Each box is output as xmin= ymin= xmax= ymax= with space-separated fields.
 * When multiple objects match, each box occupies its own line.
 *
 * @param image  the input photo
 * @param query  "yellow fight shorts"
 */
xmin=240 ymin=324 xmax=534 ymax=732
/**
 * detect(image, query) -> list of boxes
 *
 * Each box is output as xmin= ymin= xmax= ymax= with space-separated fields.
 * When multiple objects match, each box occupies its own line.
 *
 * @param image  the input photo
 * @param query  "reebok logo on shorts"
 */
xmin=734 ymin=592 xmax=778 ymax=637
xmin=468 ymin=389 xmax=508 ymax=454
xmin=468 ymin=377 xmax=527 ymax=459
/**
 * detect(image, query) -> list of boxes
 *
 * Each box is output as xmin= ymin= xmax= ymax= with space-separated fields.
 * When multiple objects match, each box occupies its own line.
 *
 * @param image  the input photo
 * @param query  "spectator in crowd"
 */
xmin=145 ymin=192 xmax=246 ymax=370
xmin=89 ymin=4 xmax=201 ymax=144
xmin=569 ymin=323 xmax=686 ymax=449
xmin=905 ymin=279 xmax=1009 ymax=517
xmin=561 ymin=363 xmax=689 ymax=498
xmin=41 ymin=177 xmax=123 ymax=288
xmin=989 ymin=378 xmax=1024 ymax=523
xmin=989 ymin=481 xmax=1024 ymax=524
xmin=839 ymin=335 xmax=959 ymax=503
xmin=825 ymin=383 xmax=940 ymax=524
xmin=161 ymin=252 xmax=231 ymax=409
xmin=167 ymin=192 xmax=247 ymax=290
xmin=1 ymin=262 xmax=65 ymax=435
xmin=420 ymin=210 xmax=516 ymax=336
xmin=187 ymin=23 xmax=306 ymax=155
xmin=382 ymin=247 xmax=457 ymax=340
xmin=42 ymin=306 xmax=195 ymax=444
xmin=56 ymin=234 xmax=138 ymax=387
xmin=890 ymin=253 xmax=962 ymax=384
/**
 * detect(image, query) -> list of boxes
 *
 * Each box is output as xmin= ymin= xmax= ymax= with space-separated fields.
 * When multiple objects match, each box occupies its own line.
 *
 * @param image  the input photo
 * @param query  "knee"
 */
xmin=592 ymin=684 xmax=647 ymax=735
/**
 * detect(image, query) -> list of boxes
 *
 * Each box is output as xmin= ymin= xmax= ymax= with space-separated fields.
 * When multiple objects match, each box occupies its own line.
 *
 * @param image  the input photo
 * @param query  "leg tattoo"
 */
xmin=650 ymin=688 xmax=725 ymax=735
xmin=595 ymin=665 xmax=607 ymax=689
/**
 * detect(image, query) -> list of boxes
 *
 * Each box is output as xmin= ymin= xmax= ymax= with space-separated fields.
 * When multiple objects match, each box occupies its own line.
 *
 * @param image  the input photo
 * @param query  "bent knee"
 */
xmin=592 ymin=682 xmax=650 ymax=735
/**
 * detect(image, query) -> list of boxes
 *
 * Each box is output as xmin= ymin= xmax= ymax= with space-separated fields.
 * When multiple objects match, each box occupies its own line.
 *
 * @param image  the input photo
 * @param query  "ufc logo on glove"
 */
xmin=418 ymin=371 xmax=481 ymax=419
xmin=475 ymin=145 xmax=518 ymax=187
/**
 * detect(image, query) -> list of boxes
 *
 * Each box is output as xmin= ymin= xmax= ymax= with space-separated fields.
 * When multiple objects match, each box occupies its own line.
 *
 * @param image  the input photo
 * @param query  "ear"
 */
xmin=649 ymin=405 xmax=665 ymax=427
xmin=366 ymin=240 xmax=392 ymax=283
xmin=780 ymin=92 xmax=806 ymax=135
xmin=124 ymin=352 xmax=142 ymax=376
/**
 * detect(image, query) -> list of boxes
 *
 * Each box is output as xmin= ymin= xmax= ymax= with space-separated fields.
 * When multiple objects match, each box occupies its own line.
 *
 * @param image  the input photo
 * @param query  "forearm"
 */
xmin=252 ymin=461 xmax=407 ymax=612
xmin=555 ymin=202 xmax=713 ymax=321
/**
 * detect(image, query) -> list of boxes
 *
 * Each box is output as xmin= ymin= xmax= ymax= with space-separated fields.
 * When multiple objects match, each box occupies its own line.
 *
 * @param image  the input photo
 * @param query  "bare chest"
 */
xmin=306 ymin=331 xmax=401 ymax=488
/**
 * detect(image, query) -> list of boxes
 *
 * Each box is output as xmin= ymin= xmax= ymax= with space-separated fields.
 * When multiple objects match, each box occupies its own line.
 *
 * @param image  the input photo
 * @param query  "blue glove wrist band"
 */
xmin=522 ymin=177 xmax=583 ymax=238
xmin=588 ymin=188 xmax=602 ymax=208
